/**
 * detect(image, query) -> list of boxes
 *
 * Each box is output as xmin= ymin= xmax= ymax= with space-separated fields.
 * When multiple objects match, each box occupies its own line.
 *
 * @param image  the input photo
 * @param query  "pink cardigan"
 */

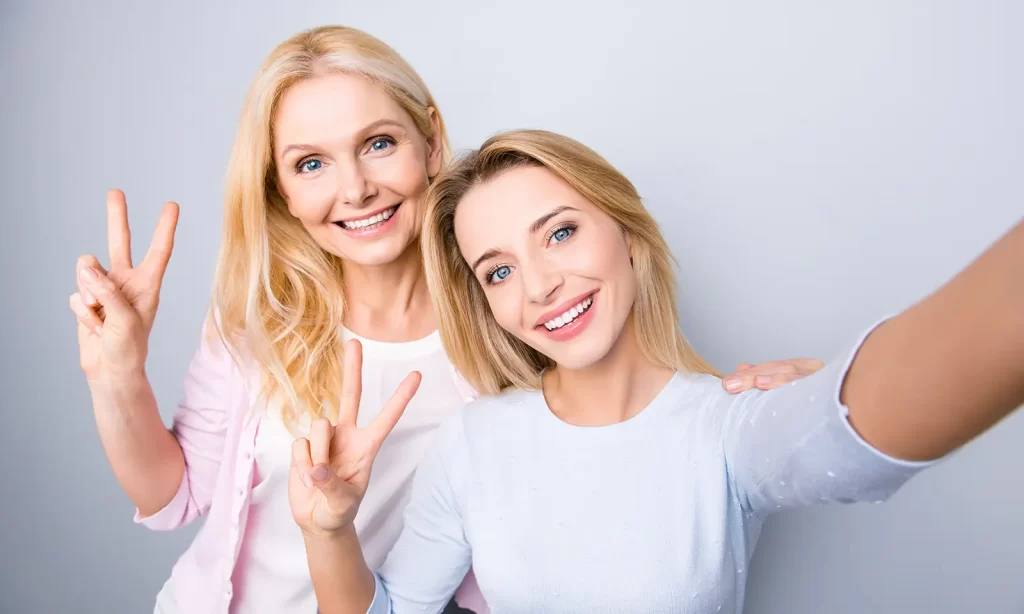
xmin=135 ymin=328 xmax=488 ymax=613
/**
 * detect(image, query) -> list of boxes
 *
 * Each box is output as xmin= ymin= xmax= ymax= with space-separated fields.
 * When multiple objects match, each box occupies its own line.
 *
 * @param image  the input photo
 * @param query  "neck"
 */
xmin=543 ymin=317 xmax=675 ymax=426
xmin=340 ymin=242 xmax=435 ymax=342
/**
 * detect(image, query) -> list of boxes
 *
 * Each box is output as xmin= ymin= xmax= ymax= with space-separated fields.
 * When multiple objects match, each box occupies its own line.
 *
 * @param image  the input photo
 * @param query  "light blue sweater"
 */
xmin=366 ymin=321 xmax=938 ymax=613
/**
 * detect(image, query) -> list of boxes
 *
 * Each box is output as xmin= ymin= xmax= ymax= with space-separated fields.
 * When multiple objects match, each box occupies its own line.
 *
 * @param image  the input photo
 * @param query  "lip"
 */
xmin=333 ymin=203 xmax=401 ymax=238
xmin=535 ymin=292 xmax=598 ymax=342
xmin=533 ymin=291 xmax=598 ymax=329
xmin=334 ymin=203 xmax=401 ymax=224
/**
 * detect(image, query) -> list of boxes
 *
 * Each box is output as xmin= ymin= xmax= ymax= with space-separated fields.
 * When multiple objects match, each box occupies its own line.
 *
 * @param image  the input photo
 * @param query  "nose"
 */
xmin=337 ymin=160 xmax=377 ymax=207
xmin=521 ymin=258 xmax=563 ymax=305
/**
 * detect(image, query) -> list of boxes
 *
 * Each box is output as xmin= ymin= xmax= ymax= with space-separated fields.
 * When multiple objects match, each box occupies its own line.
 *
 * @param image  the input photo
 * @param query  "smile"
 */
xmin=535 ymin=292 xmax=599 ymax=342
xmin=335 ymin=204 xmax=400 ymax=232
xmin=543 ymin=295 xmax=593 ymax=330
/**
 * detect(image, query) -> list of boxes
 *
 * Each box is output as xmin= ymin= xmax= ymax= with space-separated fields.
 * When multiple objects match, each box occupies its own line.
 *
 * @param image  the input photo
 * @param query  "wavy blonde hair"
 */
xmin=422 ymin=129 xmax=720 ymax=395
xmin=210 ymin=25 xmax=451 ymax=424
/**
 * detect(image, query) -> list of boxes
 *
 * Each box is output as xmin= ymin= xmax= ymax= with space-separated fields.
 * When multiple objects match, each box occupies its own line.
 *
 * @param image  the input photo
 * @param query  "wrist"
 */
xmin=89 ymin=368 xmax=152 ymax=407
xmin=302 ymin=521 xmax=358 ymax=543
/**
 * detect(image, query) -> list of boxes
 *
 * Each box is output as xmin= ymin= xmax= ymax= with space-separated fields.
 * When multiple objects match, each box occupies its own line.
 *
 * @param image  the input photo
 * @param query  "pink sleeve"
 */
xmin=134 ymin=321 xmax=243 ymax=530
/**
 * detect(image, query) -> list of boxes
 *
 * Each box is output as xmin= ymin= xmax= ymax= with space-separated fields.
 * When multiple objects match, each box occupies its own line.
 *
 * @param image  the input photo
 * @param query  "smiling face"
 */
xmin=272 ymin=73 xmax=443 ymax=266
xmin=453 ymin=164 xmax=637 ymax=370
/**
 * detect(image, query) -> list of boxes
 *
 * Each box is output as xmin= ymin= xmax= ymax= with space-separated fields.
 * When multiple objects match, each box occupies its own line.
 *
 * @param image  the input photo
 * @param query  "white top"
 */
xmin=226 ymin=328 xmax=468 ymax=614
xmin=367 ymin=319 xmax=940 ymax=613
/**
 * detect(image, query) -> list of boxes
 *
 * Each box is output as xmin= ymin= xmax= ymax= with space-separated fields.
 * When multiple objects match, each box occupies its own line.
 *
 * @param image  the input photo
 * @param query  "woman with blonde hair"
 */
xmin=297 ymin=129 xmax=1024 ymax=613
xmin=68 ymin=27 xmax=817 ymax=613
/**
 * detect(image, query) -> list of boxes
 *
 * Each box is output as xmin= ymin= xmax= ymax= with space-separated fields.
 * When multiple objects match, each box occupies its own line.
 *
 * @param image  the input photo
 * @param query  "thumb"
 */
xmin=78 ymin=267 xmax=137 ymax=328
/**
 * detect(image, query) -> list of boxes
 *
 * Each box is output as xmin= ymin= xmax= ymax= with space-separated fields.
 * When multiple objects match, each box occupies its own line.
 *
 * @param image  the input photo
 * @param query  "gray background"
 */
xmin=2 ymin=1 xmax=1021 ymax=612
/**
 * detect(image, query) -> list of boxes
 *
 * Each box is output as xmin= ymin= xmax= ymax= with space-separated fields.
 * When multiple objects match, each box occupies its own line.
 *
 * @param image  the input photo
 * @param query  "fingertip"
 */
xmin=311 ymin=464 xmax=329 ymax=482
xmin=723 ymin=377 xmax=743 ymax=392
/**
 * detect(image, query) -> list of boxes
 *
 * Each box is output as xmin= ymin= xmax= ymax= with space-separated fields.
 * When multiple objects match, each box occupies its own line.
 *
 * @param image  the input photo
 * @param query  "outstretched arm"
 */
xmin=721 ymin=219 xmax=1024 ymax=514
xmin=843 ymin=218 xmax=1024 ymax=461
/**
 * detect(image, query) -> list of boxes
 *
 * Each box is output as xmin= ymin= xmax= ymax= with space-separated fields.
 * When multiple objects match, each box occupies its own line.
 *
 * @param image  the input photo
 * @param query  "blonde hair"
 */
xmin=210 ymin=25 xmax=451 ymax=425
xmin=422 ymin=129 xmax=720 ymax=395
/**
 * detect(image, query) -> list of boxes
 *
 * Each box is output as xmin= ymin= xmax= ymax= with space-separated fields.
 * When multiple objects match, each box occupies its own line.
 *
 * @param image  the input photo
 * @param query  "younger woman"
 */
xmin=294 ymin=130 xmax=1024 ymax=613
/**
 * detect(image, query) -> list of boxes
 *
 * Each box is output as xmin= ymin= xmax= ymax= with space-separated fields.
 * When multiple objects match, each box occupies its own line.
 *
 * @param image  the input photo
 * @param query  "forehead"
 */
xmin=453 ymin=165 xmax=590 ymax=254
xmin=273 ymin=73 xmax=409 ymax=147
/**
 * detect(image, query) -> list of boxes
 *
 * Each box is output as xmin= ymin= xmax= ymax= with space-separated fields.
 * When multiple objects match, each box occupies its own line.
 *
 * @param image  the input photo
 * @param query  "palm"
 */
xmin=289 ymin=339 xmax=421 ymax=536
xmin=75 ymin=190 xmax=178 ymax=380
xmin=289 ymin=423 xmax=378 ymax=532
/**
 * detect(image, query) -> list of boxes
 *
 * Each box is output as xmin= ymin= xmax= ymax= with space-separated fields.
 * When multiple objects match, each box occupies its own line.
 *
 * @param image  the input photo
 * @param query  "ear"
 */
xmin=425 ymin=107 xmax=444 ymax=179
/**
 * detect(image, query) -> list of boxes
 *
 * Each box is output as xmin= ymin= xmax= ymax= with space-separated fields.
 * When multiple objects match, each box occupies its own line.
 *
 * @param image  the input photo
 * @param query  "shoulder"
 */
xmin=432 ymin=387 xmax=543 ymax=444
xmin=186 ymin=312 xmax=257 ymax=393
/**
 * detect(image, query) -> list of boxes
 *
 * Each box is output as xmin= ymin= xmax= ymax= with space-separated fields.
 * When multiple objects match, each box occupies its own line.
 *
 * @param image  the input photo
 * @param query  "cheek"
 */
xmin=368 ymin=148 xmax=430 ymax=200
xmin=567 ymin=229 xmax=631 ymax=277
xmin=485 ymin=285 xmax=525 ymax=334
xmin=280 ymin=177 xmax=335 ymax=222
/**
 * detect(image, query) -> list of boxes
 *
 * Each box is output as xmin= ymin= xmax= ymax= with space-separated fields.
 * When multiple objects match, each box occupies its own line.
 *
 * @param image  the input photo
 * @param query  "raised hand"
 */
xmin=289 ymin=339 xmax=422 ymax=536
xmin=69 ymin=189 xmax=179 ymax=383
xmin=722 ymin=358 xmax=825 ymax=393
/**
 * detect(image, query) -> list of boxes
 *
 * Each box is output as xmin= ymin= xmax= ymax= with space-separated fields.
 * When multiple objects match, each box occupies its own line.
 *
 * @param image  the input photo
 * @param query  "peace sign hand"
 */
xmin=69 ymin=189 xmax=179 ymax=384
xmin=289 ymin=339 xmax=422 ymax=536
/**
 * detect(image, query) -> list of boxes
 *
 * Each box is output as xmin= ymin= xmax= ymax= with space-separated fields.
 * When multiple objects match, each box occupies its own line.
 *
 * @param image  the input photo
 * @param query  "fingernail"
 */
xmin=79 ymin=268 xmax=98 ymax=283
xmin=756 ymin=375 xmax=772 ymax=386
xmin=83 ymin=290 xmax=96 ymax=305
xmin=301 ymin=472 xmax=313 ymax=488
xmin=93 ymin=325 xmax=103 ymax=337
xmin=725 ymin=378 xmax=741 ymax=391
xmin=311 ymin=465 xmax=328 ymax=481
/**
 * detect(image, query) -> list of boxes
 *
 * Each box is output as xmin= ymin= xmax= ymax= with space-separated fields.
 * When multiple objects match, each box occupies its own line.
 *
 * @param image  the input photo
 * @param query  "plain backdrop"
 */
xmin=1 ymin=1 xmax=1021 ymax=612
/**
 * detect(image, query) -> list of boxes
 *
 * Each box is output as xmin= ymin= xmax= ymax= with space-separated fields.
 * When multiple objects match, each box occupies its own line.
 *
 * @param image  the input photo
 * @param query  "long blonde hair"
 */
xmin=422 ymin=129 xmax=720 ymax=395
xmin=211 ymin=25 xmax=451 ymax=424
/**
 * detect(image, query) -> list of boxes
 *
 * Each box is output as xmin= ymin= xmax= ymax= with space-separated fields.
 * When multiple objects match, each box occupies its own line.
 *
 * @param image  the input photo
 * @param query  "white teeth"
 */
xmin=340 ymin=205 xmax=397 ymax=230
xmin=543 ymin=296 xmax=594 ymax=331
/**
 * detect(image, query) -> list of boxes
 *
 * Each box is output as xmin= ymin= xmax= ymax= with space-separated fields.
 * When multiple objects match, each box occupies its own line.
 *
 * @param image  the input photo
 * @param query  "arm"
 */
xmin=131 ymin=322 xmax=238 ymax=528
xmin=721 ymin=219 xmax=1024 ymax=513
xmin=91 ymin=368 xmax=185 ymax=518
xmin=842 ymin=219 xmax=1024 ymax=461
xmin=72 ymin=192 xmax=230 ymax=526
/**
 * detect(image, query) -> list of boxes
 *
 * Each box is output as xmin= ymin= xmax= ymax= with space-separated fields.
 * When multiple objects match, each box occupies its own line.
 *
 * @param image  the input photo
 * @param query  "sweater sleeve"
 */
xmin=720 ymin=318 xmax=944 ymax=515
xmin=367 ymin=412 xmax=475 ymax=613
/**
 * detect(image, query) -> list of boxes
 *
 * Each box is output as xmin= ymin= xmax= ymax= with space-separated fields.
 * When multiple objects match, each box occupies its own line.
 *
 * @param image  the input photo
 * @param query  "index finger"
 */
xmin=367 ymin=371 xmax=421 ymax=448
xmin=339 ymin=339 xmax=363 ymax=425
xmin=106 ymin=189 xmax=132 ymax=270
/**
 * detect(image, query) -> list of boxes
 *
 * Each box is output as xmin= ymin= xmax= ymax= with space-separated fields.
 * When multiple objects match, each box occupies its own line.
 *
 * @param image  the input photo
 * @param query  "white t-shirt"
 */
xmin=206 ymin=328 xmax=465 ymax=614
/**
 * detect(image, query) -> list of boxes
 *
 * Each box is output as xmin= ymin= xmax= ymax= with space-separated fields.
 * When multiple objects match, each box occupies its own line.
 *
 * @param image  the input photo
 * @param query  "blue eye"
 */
xmin=299 ymin=158 xmax=322 ymax=173
xmin=368 ymin=137 xmax=395 ymax=153
xmin=550 ymin=225 xmax=574 ymax=244
xmin=487 ymin=265 xmax=513 ymax=284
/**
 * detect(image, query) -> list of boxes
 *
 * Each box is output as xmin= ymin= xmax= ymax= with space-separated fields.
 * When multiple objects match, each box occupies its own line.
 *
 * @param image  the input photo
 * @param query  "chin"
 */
xmin=532 ymin=334 xmax=616 ymax=371
xmin=333 ymin=234 xmax=418 ymax=266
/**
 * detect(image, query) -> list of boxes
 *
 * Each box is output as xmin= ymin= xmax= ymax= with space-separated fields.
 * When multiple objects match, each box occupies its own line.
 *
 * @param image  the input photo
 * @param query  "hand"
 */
xmin=69 ymin=189 xmax=179 ymax=383
xmin=289 ymin=339 xmax=422 ymax=536
xmin=721 ymin=358 xmax=825 ymax=393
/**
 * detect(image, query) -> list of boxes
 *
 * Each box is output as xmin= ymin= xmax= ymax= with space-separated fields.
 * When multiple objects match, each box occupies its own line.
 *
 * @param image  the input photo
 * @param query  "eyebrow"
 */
xmin=469 ymin=206 xmax=579 ymax=274
xmin=529 ymin=205 xmax=577 ymax=234
xmin=279 ymin=119 xmax=407 ymax=158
